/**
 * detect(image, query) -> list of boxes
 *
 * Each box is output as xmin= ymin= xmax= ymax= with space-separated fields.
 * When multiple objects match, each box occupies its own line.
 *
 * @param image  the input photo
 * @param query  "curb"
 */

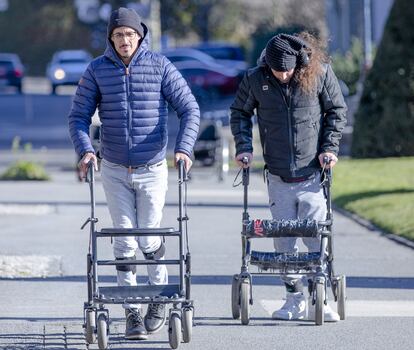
xmin=333 ymin=205 xmax=414 ymax=250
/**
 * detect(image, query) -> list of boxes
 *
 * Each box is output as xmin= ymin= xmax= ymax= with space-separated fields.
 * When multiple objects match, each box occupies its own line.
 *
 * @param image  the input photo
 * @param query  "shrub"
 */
xmin=0 ymin=161 xmax=50 ymax=181
xmin=331 ymin=38 xmax=363 ymax=95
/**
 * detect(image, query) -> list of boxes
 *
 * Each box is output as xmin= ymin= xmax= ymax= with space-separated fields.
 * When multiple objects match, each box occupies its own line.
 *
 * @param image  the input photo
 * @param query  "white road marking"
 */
xmin=188 ymin=189 xmax=266 ymax=197
xmin=0 ymin=204 xmax=54 ymax=215
xmin=261 ymin=299 xmax=414 ymax=317
xmin=0 ymin=255 xmax=62 ymax=278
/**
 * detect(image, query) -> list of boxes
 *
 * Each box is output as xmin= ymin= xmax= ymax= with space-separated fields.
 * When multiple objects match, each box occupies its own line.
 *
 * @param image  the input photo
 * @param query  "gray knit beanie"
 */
xmin=107 ymin=7 xmax=144 ymax=38
xmin=265 ymin=34 xmax=309 ymax=71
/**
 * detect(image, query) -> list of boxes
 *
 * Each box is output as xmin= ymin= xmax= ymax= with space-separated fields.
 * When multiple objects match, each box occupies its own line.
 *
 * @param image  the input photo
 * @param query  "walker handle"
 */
xmin=323 ymin=155 xmax=332 ymax=165
xmin=82 ymin=161 xmax=97 ymax=230
xmin=177 ymin=159 xmax=188 ymax=182
xmin=85 ymin=160 xmax=94 ymax=184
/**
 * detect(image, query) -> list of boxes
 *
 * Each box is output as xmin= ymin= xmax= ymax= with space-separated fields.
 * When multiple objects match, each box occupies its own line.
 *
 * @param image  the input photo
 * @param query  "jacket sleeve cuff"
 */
xmin=236 ymin=146 xmax=253 ymax=156
xmin=320 ymin=147 xmax=338 ymax=156
xmin=80 ymin=150 xmax=95 ymax=158
xmin=174 ymin=148 xmax=191 ymax=157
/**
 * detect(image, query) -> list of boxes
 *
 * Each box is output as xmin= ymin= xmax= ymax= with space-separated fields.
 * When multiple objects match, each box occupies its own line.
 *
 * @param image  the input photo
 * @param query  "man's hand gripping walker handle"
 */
xmin=85 ymin=160 xmax=95 ymax=183
xmin=81 ymin=160 xmax=98 ymax=230
xmin=177 ymin=158 xmax=188 ymax=182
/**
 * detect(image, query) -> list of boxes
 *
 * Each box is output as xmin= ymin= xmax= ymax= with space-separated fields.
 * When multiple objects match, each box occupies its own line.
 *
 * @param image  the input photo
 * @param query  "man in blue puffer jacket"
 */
xmin=68 ymin=7 xmax=200 ymax=340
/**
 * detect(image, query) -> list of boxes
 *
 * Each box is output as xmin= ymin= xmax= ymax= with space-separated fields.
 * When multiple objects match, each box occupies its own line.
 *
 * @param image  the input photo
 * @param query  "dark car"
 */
xmin=173 ymin=61 xmax=242 ymax=105
xmin=162 ymin=47 xmax=221 ymax=67
xmin=191 ymin=42 xmax=248 ymax=72
xmin=0 ymin=53 xmax=24 ymax=93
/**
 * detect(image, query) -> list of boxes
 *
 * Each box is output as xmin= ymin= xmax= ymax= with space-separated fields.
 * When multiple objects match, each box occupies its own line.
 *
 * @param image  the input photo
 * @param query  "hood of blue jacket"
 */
xmin=104 ymin=22 xmax=150 ymax=66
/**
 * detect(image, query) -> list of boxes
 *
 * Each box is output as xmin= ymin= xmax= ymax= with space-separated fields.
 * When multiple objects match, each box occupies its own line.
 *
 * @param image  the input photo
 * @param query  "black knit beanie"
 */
xmin=107 ymin=7 xmax=144 ymax=38
xmin=265 ymin=34 xmax=309 ymax=71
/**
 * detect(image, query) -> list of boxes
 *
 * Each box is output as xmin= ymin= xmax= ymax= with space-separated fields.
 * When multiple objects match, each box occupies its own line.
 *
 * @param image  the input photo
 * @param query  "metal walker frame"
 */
xmin=231 ymin=158 xmax=346 ymax=325
xmin=81 ymin=160 xmax=193 ymax=349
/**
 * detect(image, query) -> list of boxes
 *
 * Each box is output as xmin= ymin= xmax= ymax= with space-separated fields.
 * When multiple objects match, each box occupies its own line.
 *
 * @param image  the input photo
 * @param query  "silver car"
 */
xmin=46 ymin=50 xmax=92 ymax=94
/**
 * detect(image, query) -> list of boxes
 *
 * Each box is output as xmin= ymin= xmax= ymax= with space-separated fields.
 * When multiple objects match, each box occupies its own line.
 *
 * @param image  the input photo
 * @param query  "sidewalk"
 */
xmin=0 ymin=155 xmax=271 ymax=349
xmin=1 ymin=151 xmax=413 ymax=349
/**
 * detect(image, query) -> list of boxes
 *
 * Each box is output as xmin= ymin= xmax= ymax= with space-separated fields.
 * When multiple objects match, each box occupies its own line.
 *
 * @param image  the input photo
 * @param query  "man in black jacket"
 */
xmin=230 ymin=33 xmax=347 ymax=321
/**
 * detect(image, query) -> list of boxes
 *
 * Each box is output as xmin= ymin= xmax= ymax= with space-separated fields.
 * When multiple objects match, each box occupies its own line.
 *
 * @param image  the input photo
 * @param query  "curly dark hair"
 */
xmin=293 ymin=31 xmax=330 ymax=95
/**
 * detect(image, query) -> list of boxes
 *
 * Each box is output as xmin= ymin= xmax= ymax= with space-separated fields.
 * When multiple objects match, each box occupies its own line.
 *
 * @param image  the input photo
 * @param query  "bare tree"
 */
xmin=162 ymin=0 xmax=327 ymax=47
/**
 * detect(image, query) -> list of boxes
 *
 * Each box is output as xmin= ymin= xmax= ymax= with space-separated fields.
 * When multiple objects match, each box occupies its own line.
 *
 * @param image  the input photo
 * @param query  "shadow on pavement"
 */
xmin=334 ymin=188 xmax=414 ymax=207
xmin=194 ymin=316 xmax=315 ymax=327
xmin=0 ymin=200 xmax=269 ymax=209
xmin=1 ymin=275 xmax=414 ymax=289
xmin=0 ymin=331 xmax=169 ymax=350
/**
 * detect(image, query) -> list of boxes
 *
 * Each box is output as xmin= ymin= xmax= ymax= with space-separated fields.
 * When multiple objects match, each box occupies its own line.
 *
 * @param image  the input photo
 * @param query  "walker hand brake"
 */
xmin=81 ymin=217 xmax=98 ymax=230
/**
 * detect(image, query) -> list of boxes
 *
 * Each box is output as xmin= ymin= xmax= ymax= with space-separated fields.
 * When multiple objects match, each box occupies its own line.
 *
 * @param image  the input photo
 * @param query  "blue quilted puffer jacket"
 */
xmin=68 ymin=26 xmax=200 ymax=166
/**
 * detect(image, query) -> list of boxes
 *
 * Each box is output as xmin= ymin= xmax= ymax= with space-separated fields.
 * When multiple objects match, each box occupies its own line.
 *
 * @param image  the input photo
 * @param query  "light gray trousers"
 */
xmin=267 ymin=171 xmax=327 ymax=290
xmin=101 ymin=158 xmax=168 ymax=309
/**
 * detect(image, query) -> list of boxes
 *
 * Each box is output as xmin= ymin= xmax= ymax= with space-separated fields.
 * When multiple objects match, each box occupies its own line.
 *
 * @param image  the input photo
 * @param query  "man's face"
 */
xmin=271 ymin=68 xmax=295 ymax=83
xmin=111 ymin=26 xmax=141 ymax=61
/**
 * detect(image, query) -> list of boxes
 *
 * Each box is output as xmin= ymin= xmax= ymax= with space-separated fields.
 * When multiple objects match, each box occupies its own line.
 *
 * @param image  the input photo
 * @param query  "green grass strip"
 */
xmin=333 ymin=157 xmax=414 ymax=240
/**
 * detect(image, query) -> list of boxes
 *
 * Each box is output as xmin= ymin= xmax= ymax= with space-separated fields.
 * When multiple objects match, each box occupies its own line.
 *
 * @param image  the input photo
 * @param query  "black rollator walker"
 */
xmin=81 ymin=160 xmax=193 ymax=349
xmin=231 ymin=157 xmax=346 ymax=326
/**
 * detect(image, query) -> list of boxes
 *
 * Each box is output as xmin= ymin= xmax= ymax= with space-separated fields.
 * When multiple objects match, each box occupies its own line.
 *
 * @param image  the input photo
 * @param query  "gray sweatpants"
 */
xmin=267 ymin=171 xmax=327 ymax=290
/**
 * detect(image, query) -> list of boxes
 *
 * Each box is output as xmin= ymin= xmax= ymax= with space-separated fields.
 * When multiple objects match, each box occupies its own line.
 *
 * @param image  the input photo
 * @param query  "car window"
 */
xmin=58 ymin=58 xmax=89 ymax=64
xmin=0 ymin=61 xmax=14 ymax=69
xmin=169 ymin=56 xmax=192 ymax=63
xmin=181 ymin=68 xmax=208 ymax=76
xmin=197 ymin=47 xmax=244 ymax=61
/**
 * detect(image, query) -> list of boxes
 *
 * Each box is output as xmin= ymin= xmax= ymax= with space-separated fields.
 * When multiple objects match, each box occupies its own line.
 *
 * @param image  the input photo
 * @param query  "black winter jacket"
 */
xmin=230 ymin=59 xmax=347 ymax=178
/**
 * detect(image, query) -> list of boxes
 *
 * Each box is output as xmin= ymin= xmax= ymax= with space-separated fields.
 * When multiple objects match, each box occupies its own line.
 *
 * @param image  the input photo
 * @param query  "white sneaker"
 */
xmin=272 ymin=292 xmax=307 ymax=320
xmin=307 ymin=299 xmax=340 ymax=322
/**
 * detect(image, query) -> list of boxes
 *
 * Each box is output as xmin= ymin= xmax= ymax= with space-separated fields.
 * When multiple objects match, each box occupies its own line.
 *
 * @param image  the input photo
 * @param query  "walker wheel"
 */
xmin=315 ymin=282 xmax=325 ymax=326
xmin=182 ymin=307 xmax=193 ymax=343
xmin=240 ymin=278 xmax=250 ymax=325
xmin=231 ymin=274 xmax=240 ymax=319
xmin=168 ymin=312 xmax=182 ymax=349
xmin=337 ymin=275 xmax=346 ymax=320
xmin=85 ymin=309 xmax=96 ymax=344
xmin=97 ymin=313 xmax=109 ymax=349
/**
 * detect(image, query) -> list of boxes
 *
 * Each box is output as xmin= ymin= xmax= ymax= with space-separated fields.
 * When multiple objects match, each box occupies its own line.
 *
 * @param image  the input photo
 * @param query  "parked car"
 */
xmin=0 ymin=53 xmax=24 ymax=93
xmin=173 ymin=61 xmax=242 ymax=105
xmin=191 ymin=42 xmax=248 ymax=71
xmin=46 ymin=50 xmax=93 ymax=94
xmin=162 ymin=47 xmax=227 ymax=69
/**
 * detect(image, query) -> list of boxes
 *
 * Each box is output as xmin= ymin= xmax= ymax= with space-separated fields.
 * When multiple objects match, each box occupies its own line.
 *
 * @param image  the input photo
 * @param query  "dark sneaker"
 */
xmin=144 ymin=303 xmax=166 ymax=333
xmin=125 ymin=308 xmax=148 ymax=340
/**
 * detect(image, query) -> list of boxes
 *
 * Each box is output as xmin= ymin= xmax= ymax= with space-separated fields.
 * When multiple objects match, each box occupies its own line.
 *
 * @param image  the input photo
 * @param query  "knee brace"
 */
xmin=115 ymin=256 xmax=136 ymax=273
xmin=143 ymin=242 xmax=166 ymax=260
xmin=284 ymin=280 xmax=303 ymax=293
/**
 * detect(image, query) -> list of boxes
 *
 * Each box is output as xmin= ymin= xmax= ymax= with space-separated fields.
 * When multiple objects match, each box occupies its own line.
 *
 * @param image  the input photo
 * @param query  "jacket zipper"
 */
xmin=125 ymin=66 xmax=132 ymax=165
xmin=276 ymin=83 xmax=296 ymax=175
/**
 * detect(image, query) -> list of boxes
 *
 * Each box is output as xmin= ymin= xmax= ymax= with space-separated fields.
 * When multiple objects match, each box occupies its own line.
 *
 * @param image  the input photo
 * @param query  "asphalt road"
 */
xmin=0 ymin=153 xmax=413 ymax=349
xmin=0 ymin=77 xmax=232 ymax=151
